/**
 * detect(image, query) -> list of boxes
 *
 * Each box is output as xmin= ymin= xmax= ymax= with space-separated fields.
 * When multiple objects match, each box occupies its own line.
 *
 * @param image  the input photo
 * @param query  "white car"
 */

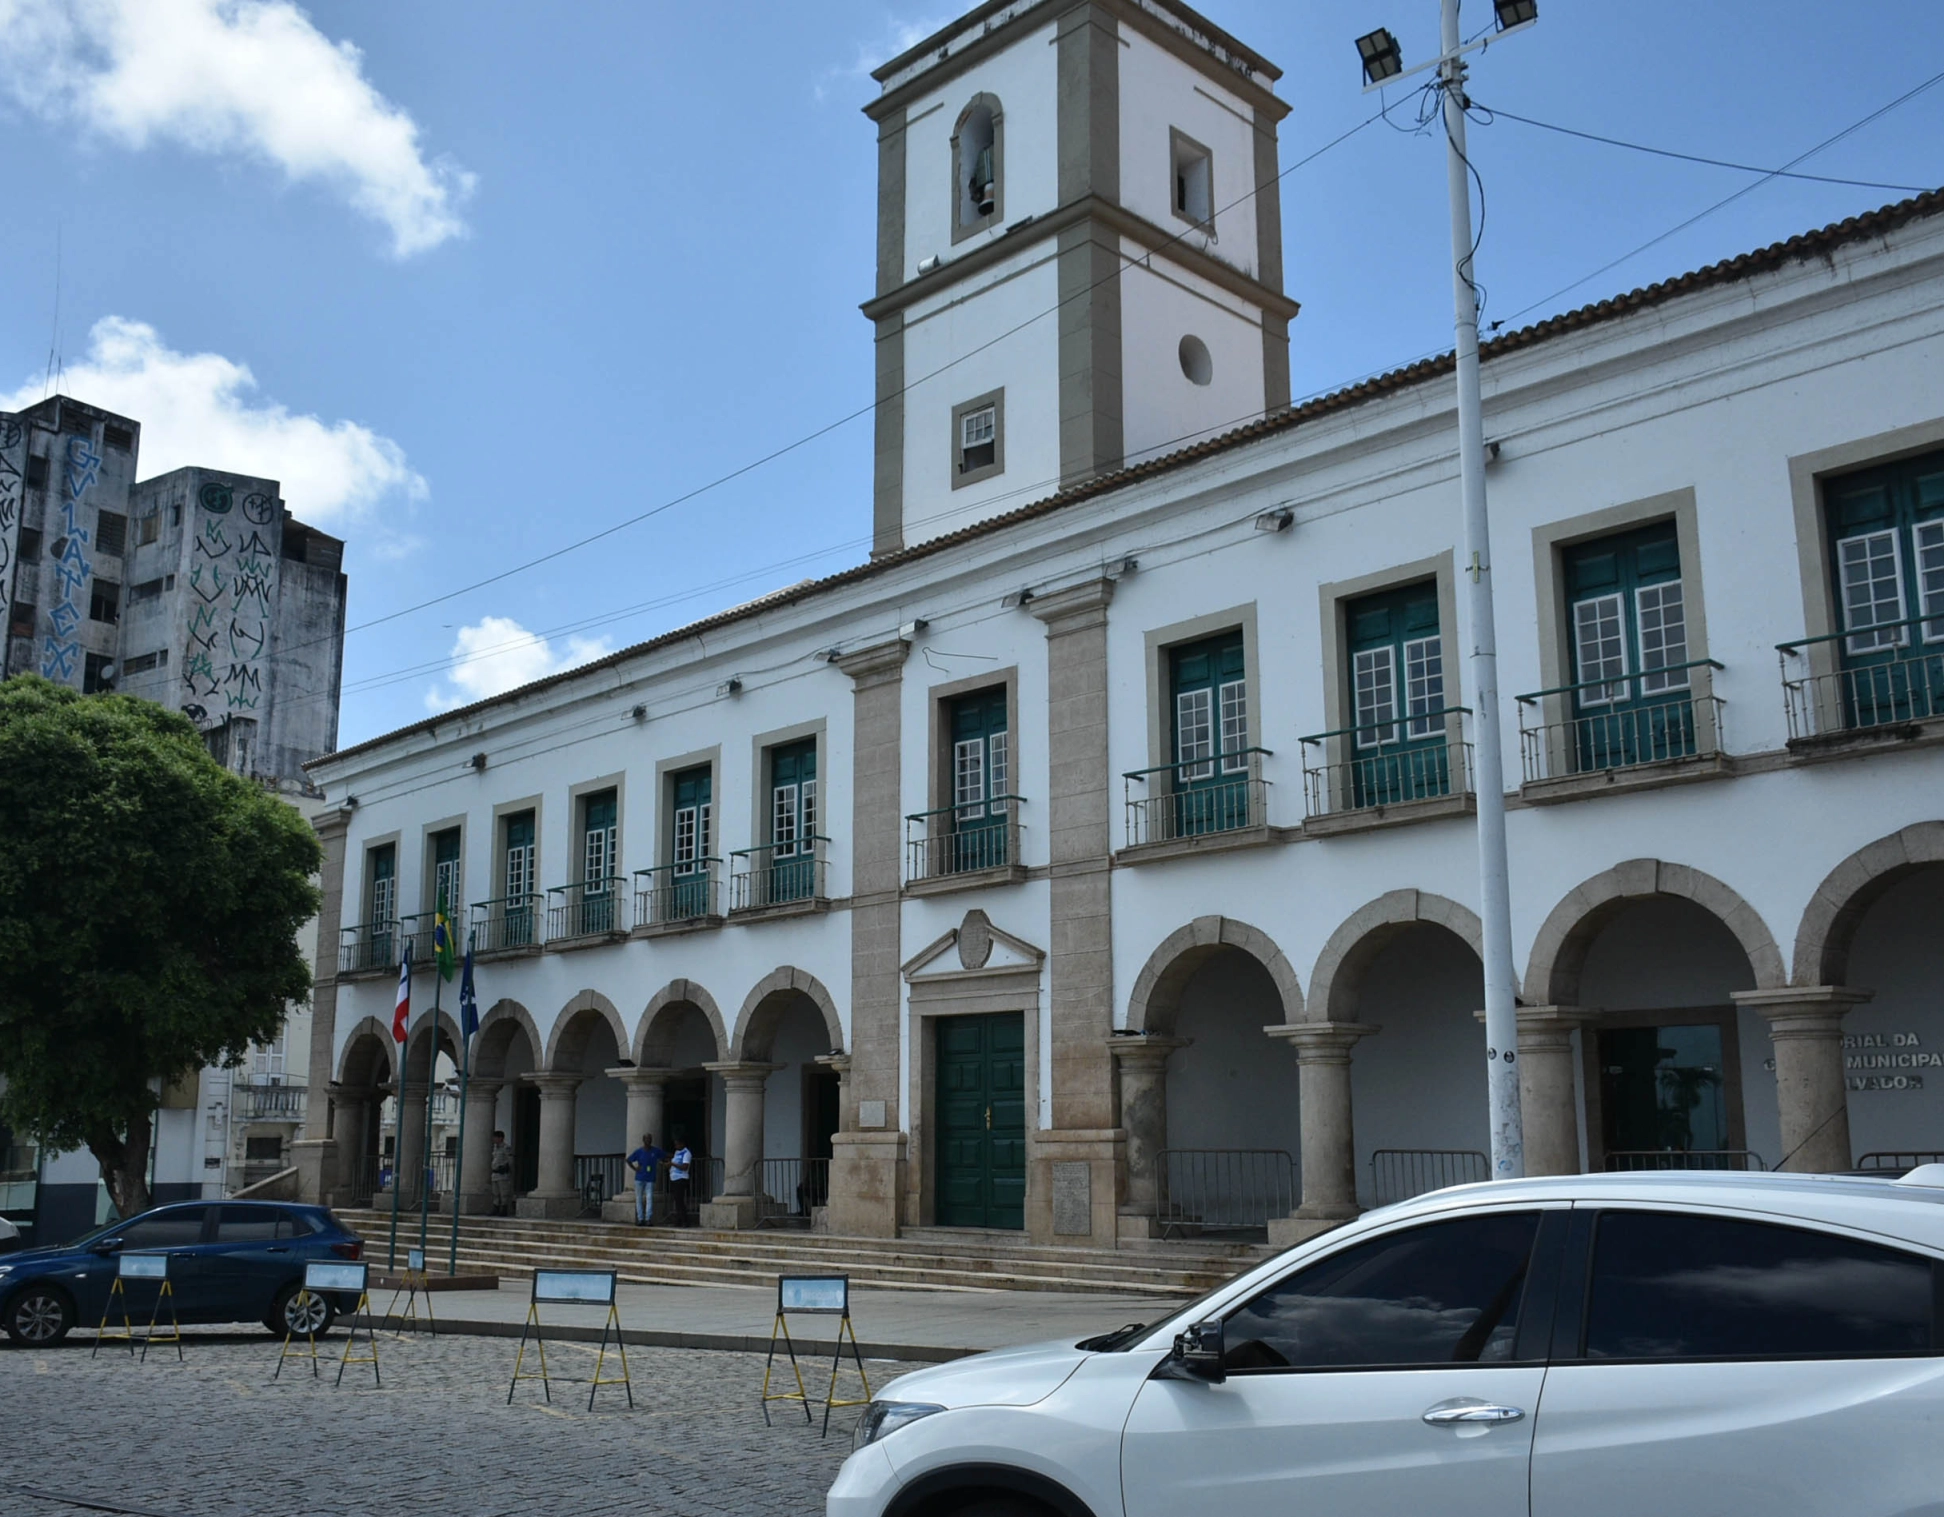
xmin=829 ymin=1169 xmax=1944 ymax=1517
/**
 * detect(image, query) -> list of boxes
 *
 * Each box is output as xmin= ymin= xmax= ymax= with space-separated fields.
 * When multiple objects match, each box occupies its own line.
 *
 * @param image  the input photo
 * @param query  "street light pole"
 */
xmin=1437 ymin=0 xmax=1523 ymax=1179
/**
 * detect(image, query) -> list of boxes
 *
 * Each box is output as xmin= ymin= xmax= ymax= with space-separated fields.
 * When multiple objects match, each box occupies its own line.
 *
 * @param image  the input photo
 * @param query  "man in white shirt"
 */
xmin=668 ymin=1136 xmax=693 ymax=1227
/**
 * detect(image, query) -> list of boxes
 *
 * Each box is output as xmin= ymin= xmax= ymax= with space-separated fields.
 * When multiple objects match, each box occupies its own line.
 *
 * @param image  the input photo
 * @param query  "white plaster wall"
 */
xmin=1840 ymin=870 xmax=1944 ymax=1157
xmin=762 ymin=1004 xmax=832 ymax=1162
xmin=899 ymin=253 xmax=1062 ymax=546
xmin=1114 ymin=23 xmax=1259 ymax=279
xmin=1118 ymin=252 xmax=1264 ymax=466
xmin=1164 ymin=953 xmax=1301 ymax=1160
xmin=902 ymin=20 xmax=1060 ymax=279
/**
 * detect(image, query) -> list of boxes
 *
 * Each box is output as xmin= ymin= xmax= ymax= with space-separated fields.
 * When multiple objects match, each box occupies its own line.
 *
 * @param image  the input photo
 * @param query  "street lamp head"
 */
xmin=1493 ymin=0 xmax=1538 ymax=31
xmin=1355 ymin=27 xmax=1403 ymax=86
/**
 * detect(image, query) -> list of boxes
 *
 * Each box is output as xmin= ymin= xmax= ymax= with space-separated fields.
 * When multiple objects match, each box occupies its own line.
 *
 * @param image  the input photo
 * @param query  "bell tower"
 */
xmin=862 ymin=0 xmax=1296 ymax=555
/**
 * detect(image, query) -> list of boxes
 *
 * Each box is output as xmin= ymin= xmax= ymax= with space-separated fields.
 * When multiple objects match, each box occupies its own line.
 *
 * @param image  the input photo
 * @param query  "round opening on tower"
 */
xmin=1178 ymin=334 xmax=1213 ymax=386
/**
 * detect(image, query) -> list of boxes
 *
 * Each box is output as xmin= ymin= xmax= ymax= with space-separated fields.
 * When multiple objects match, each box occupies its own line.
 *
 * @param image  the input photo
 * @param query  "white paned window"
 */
xmin=1837 ymin=529 xmax=1906 ymax=653
xmin=773 ymin=783 xmax=800 ymax=856
xmin=1636 ymin=580 xmax=1690 ymax=693
xmin=954 ymin=737 xmax=986 ymax=818
xmin=370 ymin=871 xmax=395 ymax=927
xmin=988 ymin=730 xmax=1009 ymax=807
xmin=1573 ymin=593 xmax=1628 ymax=705
xmin=434 ymin=857 xmax=462 ymax=914
xmin=1915 ymin=520 xmax=1944 ymax=642
xmin=253 ymin=1032 xmax=286 ymax=1079
xmin=674 ymin=806 xmax=698 ymax=871
xmin=583 ymin=825 xmax=613 ymax=884
xmin=1176 ymin=688 xmax=1214 ymax=780
xmin=1404 ymin=635 xmax=1444 ymax=738
xmin=801 ymin=779 xmax=817 ymax=841
xmin=698 ymin=803 xmax=712 ymax=864
xmin=1353 ymin=646 xmax=1396 ymax=749
xmin=1218 ymin=678 xmax=1248 ymax=773
xmin=505 ymin=843 xmax=533 ymax=900
xmin=961 ymin=406 xmax=996 ymax=451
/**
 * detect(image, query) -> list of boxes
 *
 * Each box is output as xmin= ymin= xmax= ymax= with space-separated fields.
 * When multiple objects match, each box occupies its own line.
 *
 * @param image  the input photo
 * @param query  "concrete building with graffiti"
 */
xmin=296 ymin=3 xmax=1942 ymax=1253
xmin=0 ymin=392 xmax=350 ymax=1243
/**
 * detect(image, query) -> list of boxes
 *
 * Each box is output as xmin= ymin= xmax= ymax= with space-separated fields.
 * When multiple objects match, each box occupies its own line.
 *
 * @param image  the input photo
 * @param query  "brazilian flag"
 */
xmin=432 ymin=900 xmax=459 ymax=983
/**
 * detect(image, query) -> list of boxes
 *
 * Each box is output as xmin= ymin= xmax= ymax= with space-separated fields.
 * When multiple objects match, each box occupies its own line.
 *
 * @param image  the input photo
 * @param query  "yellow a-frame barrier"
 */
xmin=276 ymin=1261 xmax=379 ymax=1387
xmin=763 ymin=1275 xmax=872 ymax=1437
xmin=380 ymin=1246 xmax=437 ymax=1337
xmin=508 ymin=1268 xmax=632 ymax=1411
xmin=94 ymin=1252 xmax=181 ymax=1363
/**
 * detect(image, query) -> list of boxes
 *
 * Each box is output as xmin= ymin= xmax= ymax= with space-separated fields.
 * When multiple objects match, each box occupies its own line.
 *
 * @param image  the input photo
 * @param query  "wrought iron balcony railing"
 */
xmin=1777 ymin=618 xmax=1944 ymax=740
xmin=634 ymin=859 xmax=724 ymax=927
xmin=469 ymin=893 xmax=541 ymax=954
xmin=547 ymin=876 xmax=628 ymax=940
xmin=730 ymin=837 xmax=829 ymax=912
xmin=1123 ymin=749 xmax=1270 ymax=848
xmin=905 ymin=797 xmax=1023 ymax=882
xmin=399 ymin=912 xmax=439 ymax=970
xmin=1299 ymin=709 xmax=1472 ymax=818
xmin=338 ymin=920 xmax=400 ymax=976
xmin=1515 ymin=660 xmax=1724 ymax=784
xmin=233 ymin=1081 xmax=307 ymax=1122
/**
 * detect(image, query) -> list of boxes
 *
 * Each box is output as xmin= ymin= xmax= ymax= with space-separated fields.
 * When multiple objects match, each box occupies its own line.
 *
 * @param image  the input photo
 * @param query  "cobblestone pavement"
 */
xmin=5 ymin=1327 xmax=923 ymax=1517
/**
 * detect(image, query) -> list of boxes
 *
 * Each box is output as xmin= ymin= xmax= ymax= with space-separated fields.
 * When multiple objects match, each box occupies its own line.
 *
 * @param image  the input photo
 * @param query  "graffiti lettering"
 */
xmin=227 ymin=619 xmax=266 ymax=660
xmin=181 ymin=477 xmax=278 ymax=727
xmin=194 ymin=522 xmax=231 ymax=558
xmin=198 ymin=482 xmax=233 ymax=514
xmin=39 ymin=435 xmax=100 ymax=685
xmin=241 ymin=491 xmax=274 ymax=525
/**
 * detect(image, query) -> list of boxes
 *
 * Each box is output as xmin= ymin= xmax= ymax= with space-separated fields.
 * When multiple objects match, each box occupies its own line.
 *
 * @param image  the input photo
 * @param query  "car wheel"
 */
xmin=948 ymin=1501 xmax=1051 ymax=1517
xmin=266 ymin=1284 xmax=335 ymax=1338
xmin=5 ymin=1286 xmax=74 ymax=1347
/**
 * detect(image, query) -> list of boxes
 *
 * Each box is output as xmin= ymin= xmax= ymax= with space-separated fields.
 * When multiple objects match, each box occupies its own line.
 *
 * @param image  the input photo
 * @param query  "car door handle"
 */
xmin=1422 ymin=1398 xmax=1526 ymax=1426
xmin=266 ymin=1246 xmax=290 ymax=1254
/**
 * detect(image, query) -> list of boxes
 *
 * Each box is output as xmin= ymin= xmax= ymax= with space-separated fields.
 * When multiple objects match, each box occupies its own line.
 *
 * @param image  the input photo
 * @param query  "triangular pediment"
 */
xmin=902 ymin=908 xmax=1044 ymax=981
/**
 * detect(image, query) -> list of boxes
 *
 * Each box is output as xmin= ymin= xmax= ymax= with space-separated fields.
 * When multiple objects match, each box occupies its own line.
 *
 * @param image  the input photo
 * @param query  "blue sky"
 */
xmin=0 ymin=0 xmax=1938 ymax=748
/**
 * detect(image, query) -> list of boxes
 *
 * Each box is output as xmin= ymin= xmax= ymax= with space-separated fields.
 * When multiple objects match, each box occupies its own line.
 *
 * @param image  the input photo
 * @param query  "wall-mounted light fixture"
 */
xmin=1253 ymin=506 xmax=1295 ymax=533
xmin=917 ymin=254 xmax=942 ymax=274
xmin=338 ymin=794 xmax=359 ymax=814
xmin=1000 ymin=587 xmax=1035 ymax=610
xmin=716 ymin=677 xmax=744 ymax=697
xmin=1105 ymin=556 xmax=1138 ymax=580
xmin=470 ymin=752 xmax=487 ymax=771
xmin=630 ymin=704 xmax=648 ymax=721
xmin=898 ymin=618 xmax=929 ymax=641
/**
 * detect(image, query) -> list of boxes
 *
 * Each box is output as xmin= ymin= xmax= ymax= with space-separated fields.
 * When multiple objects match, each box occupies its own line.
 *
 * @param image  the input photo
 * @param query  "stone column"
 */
xmin=517 ymin=1072 xmax=583 ymax=1218
xmin=394 ymin=1082 xmax=428 ymax=1207
xmin=1735 ymin=987 xmax=1872 ymax=1172
xmin=1477 ymin=1006 xmax=1591 ymax=1177
xmin=599 ymin=1067 xmax=673 ymax=1222
xmin=456 ymin=1078 xmax=502 ymax=1215
xmin=700 ymin=1062 xmax=782 ymax=1229
xmin=324 ymin=1085 xmax=368 ymax=1204
xmin=1026 ymin=579 xmax=1123 ymax=1244
xmin=830 ymin=638 xmax=911 ymax=1238
xmin=1108 ymin=1034 xmax=1187 ymax=1235
xmin=293 ymin=809 xmax=351 ymax=1203
xmin=1267 ymin=1021 xmax=1377 ymax=1241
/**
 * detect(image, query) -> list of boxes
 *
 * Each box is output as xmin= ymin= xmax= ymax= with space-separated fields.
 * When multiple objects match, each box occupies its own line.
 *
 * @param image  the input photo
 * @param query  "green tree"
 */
xmin=0 ymin=677 xmax=321 ymax=1217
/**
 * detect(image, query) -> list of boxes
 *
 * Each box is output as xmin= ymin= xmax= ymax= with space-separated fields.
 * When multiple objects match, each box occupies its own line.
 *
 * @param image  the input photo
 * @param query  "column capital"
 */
xmin=522 ymin=1071 xmax=585 ymax=1098
xmin=1027 ymin=576 xmax=1115 ymax=632
xmin=1265 ymin=1021 xmax=1379 ymax=1062
xmin=814 ymin=1053 xmax=853 ymax=1076
xmin=324 ymin=1083 xmax=369 ymax=1105
xmin=1733 ymin=985 xmax=1873 ymax=1036
xmin=703 ymin=1061 xmax=784 ymax=1091
xmin=1475 ymin=1005 xmax=1597 ymax=1047
xmin=835 ymin=638 xmax=910 ymax=687
xmin=1107 ymin=1033 xmax=1190 ymax=1070
xmin=605 ymin=1064 xmax=675 ymax=1092
xmin=462 ymin=1076 xmax=504 ymax=1099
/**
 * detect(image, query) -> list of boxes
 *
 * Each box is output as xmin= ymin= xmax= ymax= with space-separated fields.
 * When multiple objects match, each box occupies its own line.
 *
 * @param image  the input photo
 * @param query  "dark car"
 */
xmin=0 ymin=1200 xmax=365 ymax=1347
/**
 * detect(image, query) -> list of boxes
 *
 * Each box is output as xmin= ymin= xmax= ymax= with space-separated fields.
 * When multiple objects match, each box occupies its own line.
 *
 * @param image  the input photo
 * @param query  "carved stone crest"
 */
xmin=957 ymin=909 xmax=994 ymax=970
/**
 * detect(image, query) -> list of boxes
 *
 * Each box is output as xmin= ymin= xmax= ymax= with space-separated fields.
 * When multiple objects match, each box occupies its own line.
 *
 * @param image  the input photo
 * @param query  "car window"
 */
xmin=217 ymin=1206 xmax=296 ymax=1242
xmin=1221 ymin=1210 xmax=1542 ymax=1372
xmin=116 ymin=1208 xmax=209 ymax=1249
xmin=1584 ymin=1209 xmax=1937 ymax=1361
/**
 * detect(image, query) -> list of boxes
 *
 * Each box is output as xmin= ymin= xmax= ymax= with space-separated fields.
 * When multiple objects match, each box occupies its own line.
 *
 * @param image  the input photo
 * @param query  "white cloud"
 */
xmin=0 ymin=0 xmax=472 ymax=256
xmin=815 ymin=11 xmax=955 ymax=101
xmin=0 ymin=315 xmax=427 ymax=528
xmin=424 ymin=616 xmax=615 ymax=713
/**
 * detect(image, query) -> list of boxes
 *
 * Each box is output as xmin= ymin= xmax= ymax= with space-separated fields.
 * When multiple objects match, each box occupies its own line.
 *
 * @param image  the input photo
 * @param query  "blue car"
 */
xmin=0 ymin=1200 xmax=365 ymax=1346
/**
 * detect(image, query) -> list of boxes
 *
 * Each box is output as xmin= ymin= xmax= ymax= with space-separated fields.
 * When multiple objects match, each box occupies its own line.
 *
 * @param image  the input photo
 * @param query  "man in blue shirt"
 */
xmin=626 ymin=1134 xmax=666 ymax=1226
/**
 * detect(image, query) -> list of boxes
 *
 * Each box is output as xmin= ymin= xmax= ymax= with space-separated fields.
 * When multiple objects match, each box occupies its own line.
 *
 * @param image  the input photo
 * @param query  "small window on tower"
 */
xmin=1171 ymin=129 xmax=1214 ymax=231
xmin=25 ymin=455 xmax=48 ymax=490
xmin=951 ymin=390 xmax=1005 ymax=489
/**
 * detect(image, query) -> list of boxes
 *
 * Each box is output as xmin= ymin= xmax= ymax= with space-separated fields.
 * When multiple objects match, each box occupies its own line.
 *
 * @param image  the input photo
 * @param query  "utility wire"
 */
xmin=1480 ymin=103 xmax=1931 ymax=195
xmin=1497 ymin=65 xmax=1944 ymax=327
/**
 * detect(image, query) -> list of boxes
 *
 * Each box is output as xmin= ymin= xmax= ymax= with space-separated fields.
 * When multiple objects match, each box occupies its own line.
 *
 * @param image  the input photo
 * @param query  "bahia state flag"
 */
xmin=392 ymin=940 xmax=412 ymax=1043
xmin=433 ymin=902 xmax=459 ymax=983
xmin=459 ymin=941 xmax=479 ymax=1044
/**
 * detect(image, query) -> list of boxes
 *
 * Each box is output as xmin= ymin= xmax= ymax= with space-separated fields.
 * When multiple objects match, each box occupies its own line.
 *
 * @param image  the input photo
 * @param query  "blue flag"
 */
xmin=459 ymin=942 xmax=479 ymax=1043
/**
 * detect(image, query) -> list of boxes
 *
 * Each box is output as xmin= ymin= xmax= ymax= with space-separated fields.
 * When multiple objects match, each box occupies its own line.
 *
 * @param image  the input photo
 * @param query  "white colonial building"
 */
xmin=298 ymin=0 xmax=1944 ymax=1251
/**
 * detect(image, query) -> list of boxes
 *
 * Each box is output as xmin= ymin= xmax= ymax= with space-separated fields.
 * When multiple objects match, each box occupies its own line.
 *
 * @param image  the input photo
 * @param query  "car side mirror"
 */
xmin=92 ymin=1237 xmax=124 ymax=1254
xmin=1155 ymin=1318 xmax=1226 ymax=1384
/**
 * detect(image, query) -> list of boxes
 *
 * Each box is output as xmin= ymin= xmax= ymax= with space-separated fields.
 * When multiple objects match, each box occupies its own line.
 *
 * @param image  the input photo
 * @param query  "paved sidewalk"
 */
xmin=360 ymin=1278 xmax=1180 ymax=1362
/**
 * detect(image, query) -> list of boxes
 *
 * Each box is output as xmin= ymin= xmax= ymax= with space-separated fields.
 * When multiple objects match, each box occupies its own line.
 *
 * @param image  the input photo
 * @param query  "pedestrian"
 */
xmin=669 ymin=1135 xmax=693 ymax=1227
xmin=490 ymin=1129 xmax=515 ymax=1216
xmin=625 ymin=1132 xmax=666 ymax=1226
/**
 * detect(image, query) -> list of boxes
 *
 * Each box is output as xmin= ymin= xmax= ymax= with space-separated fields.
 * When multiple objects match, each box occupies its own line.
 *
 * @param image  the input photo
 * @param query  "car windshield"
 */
xmin=60 ymin=1218 xmax=130 ymax=1250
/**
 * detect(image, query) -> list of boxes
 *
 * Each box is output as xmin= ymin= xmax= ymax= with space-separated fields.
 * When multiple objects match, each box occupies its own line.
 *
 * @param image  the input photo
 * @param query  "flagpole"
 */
xmin=386 ymin=941 xmax=411 ymax=1272
xmin=419 ymin=962 xmax=443 ymax=1257
xmin=448 ymin=933 xmax=474 ymax=1277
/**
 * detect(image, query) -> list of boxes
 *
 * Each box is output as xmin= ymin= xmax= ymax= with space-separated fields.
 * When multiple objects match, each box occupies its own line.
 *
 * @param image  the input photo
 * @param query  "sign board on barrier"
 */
xmin=533 ymin=1269 xmax=617 ymax=1305
xmin=118 ymin=1252 xmax=168 ymax=1281
xmin=407 ymin=1247 xmax=425 ymax=1273
xmin=305 ymin=1261 xmax=369 ymax=1294
xmin=778 ymin=1275 xmax=849 ymax=1315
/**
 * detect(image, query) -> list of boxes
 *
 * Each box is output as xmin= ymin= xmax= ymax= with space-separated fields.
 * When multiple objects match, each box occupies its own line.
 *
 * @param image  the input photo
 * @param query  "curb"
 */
xmin=348 ymin=1315 xmax=973 ymax=1364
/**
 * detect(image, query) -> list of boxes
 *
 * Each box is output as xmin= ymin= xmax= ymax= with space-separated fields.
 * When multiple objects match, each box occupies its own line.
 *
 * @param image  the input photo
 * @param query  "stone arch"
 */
xmin=472 ymin=999 xmax=544 ymax=1081
xmin=335 ymin=1015 xmax=395 ymax=1088
xmin=1309 ymin=889 xmax=1486 ymax=1023
xmin=951 ymin=92 xmax=1004 ymax=231
xmin=635 ymin=980 xmax=729 ymax=1067
xmin=731 ymin=967 xmax=845 ymax=1062
xmin=543 ymin=989 xmax=629 ymax=1072
xmin=402 ymin=1008 xmax=462 ymax=1084
xmin=1525 ymin=858 xmax=1786 ymax=1007
xmin=1792 ymin=822 xmax=1944 ymax=986
xmin=1125 ymin=915 xmax=1304 ymax=1035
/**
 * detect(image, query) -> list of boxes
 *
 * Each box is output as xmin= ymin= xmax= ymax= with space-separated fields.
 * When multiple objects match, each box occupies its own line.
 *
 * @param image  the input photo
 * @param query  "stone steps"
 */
xmin=332 ymin=1209 xmax=1270 ymax=1297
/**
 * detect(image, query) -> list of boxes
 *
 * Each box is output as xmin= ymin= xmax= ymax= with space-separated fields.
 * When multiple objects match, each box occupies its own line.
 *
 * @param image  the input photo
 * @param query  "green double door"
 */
xmin=935 ymin=1012 xmax=1026 ymax=1229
